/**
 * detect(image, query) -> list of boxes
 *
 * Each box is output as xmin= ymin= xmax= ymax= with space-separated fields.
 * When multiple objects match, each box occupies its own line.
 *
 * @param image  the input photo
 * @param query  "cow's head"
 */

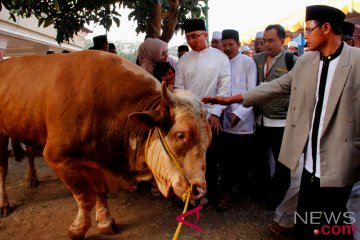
xmin=128 ymin=82 xmax=211 ymax=200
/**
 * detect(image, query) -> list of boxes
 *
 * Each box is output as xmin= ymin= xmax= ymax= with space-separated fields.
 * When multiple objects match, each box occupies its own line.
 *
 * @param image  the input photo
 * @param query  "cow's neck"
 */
xmin=128 ymin=93 xmax=165 ymax=182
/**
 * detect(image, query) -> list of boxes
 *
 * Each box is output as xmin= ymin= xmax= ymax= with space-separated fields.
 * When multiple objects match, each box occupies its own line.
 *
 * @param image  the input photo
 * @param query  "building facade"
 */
xmin=0 ymin=8 xmax=89 ymax=59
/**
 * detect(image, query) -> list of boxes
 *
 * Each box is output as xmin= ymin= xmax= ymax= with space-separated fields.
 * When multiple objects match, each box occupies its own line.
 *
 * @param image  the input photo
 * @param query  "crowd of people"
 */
xmin=201 ymin=5 xmax=359 ymax=240
xmin=0 ymin=2 xmax=358 ymax=239
xmin=87 ymin=5 xmax=359 ymax=240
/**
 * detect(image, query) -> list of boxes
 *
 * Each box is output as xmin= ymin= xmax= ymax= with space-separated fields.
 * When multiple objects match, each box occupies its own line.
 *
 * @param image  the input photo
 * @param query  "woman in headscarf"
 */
xmin=137 ymin=38 xmax=170 ymax=74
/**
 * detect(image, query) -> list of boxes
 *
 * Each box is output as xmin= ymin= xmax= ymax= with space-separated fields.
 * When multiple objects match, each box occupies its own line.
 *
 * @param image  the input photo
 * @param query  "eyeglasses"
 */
xmin=185 ymin=32 xmax=205 ymax=41
xmin=304 ymin=25 xmax=320 ymax=35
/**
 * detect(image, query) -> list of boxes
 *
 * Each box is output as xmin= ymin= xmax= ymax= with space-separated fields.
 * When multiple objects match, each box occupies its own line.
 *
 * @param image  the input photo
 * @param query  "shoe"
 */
xmin=190 ymin=197 xmax=209 ymax=209
xmin=151 ymin=186 xmax=161 ymax=196
xmin=268 ymin=223 xmax=293 ymax=238
xmin=215 ymin=194 xmax=232 ymax=212
xmin=150 ymin=181 xmax=161 ymax=197
xmin=199 ymin=197 xmax=208 ymax=205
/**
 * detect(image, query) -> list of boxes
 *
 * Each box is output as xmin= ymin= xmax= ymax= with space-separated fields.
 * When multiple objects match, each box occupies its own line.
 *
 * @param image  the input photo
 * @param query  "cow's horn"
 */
xmin=161 ymin=81 xmax=177 ymax=106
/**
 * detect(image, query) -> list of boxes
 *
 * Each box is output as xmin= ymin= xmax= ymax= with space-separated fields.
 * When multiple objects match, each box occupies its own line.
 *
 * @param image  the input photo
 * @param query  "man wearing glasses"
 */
xmin=203 ymin=5 xmax=359 ymax=239
xmin=250 ymin=24 xmax=297 ymax=210
xmin=175 ymin=18 xmax=231 ymax=205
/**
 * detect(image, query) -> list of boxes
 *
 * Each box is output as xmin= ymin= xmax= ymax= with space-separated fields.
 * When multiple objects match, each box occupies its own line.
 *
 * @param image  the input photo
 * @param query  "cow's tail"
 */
xmin=10 ymin=138 xmax=25 ymax=162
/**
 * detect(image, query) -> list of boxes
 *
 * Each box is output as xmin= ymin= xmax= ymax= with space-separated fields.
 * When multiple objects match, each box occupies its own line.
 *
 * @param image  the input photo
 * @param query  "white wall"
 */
xmin=0 ymin=8 xmax=89 ymax=56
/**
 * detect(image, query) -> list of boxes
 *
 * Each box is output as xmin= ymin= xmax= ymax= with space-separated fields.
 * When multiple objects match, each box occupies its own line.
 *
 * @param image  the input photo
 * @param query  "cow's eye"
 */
xmin=176 ymin=132 xmax=185 ymax=141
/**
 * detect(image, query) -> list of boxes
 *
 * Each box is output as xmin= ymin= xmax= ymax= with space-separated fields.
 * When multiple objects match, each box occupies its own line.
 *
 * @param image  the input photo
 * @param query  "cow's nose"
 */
xmin=190 ymin=181 xmax=206 ymax=200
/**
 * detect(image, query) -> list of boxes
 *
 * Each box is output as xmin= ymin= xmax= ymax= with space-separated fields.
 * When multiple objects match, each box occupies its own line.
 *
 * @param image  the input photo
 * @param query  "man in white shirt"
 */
xmin=175 ymin=19 xmax=231 ymax=204
xmin=254 ymin=31 xmax=265 ymax=54
xmin=211 ymin=31 xmax=224 ymax=51
xmin=215 ymin=29 xmax=257 ymax=212
xmin=287 ymin=41 xmax=299 ymax=56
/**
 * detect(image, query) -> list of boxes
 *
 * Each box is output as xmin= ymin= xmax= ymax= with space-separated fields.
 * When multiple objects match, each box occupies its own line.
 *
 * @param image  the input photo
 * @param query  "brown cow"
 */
xmin=0 ymin=51 xmax=211 ymax=239
xmin=0 ymin=139 xmax=40 ymax=217
xmin=10 ymin=139 xmax=40 ymax=188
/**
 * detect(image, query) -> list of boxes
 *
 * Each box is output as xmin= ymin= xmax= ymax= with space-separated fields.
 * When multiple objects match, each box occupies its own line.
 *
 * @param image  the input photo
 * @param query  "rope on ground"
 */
xmin=173 ymin=184 xmax=193 ymax=240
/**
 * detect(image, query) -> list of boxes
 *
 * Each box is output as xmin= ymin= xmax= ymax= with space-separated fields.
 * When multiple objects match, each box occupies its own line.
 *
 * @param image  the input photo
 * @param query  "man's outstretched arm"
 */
xmin=202 ymin=94 xmax=243 ymax=105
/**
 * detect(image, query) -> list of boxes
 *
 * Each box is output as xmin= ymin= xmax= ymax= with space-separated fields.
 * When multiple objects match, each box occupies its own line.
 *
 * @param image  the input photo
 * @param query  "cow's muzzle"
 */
xmin=189 ymin=180 xmax=206 ymax=200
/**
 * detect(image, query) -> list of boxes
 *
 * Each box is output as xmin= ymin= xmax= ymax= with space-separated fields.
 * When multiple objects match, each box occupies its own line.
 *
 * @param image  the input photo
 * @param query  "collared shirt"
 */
xmin=175 ymin=47 xmax=231 ymax=118
xmin=261 ymin=50 xmax=287 ymax=127
xmin=263 ymin=50 xmax=283 ymax=80
xmin=222 ymin=53 xmax=257 ymax=134
xmin=304 ymin=55 xmax=340 ymax=177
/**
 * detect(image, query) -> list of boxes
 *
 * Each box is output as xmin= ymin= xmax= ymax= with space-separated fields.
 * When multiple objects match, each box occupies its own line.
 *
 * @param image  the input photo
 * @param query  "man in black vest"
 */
xmin=250 ymin=24 xmax=297 ymax=209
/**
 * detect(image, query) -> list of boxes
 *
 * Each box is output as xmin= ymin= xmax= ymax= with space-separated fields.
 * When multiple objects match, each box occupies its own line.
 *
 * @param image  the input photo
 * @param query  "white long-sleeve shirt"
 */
xmin=222 ymin=53 xmax=257 ymax=134
xmin=304 ymin=56 xmax=340 ymax=178
xmin=175 ymin=47 xmax=231 ymax=118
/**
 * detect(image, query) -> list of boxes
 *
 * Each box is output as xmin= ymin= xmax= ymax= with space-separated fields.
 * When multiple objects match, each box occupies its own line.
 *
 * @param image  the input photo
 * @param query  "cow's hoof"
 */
xmin=0 ymin=205 xmax=12 ymax=218
xmin=97 ymin=219 xmax=119 ymax=235
xmin=68 ymin=231 xmax=84 ymax=240
xmin=28 ymin=178 xmax=40 ymax=188
xmin=68 ymin=223 xmax=88 ymax=240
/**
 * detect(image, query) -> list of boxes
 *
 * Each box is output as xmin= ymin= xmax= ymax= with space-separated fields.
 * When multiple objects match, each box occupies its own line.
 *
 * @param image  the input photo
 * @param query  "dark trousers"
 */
xmin=218 ymin=132 xmax=254 ymax=194
xmin=294 ymin=169 xmax=354 ymax=240
xmin=250 ymin=125 xmax=290 ymax=206
xmin=250 ymin=124 xmax=271 ymax=200
xmin=205 ymin=133 xmax=221 ymax=200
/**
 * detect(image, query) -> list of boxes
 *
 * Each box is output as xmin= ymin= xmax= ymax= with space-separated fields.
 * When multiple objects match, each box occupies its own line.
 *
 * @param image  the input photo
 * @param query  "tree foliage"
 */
xmin=0 ymin=0 xmax=208 ymax=44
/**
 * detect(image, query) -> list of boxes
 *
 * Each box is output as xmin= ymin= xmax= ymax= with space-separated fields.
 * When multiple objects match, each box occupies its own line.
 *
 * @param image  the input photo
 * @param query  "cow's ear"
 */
xmin=128 ymin=110 xmax=162 ymax=129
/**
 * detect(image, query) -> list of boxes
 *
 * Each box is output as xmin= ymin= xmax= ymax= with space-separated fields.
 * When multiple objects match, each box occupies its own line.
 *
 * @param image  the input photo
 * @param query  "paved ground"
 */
xmin=0 ymin=157 xmax=289 ymax=240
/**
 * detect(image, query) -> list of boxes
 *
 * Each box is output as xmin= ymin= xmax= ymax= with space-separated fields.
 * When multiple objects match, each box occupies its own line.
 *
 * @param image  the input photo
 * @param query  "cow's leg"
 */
xmin=10 ymin=138 xmax=25 ymax=161
xmin=25 ymin=146 xmax=39 ymax=188
xmin=53 ymin=162 xmax=95 ymax=240
xmin=95 ymin=192 xmax=118 ymax=235
xmin=44 ymin=148 xmax=96 ymax=240
xmin=0 ymin=134 xmax=10 ymax=217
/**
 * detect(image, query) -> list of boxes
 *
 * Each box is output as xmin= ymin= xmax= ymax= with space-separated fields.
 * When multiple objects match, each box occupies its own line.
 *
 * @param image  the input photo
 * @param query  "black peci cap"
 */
xmin=222 ymin=29 xmax=239 ymax=42
xmin=305 ymin=5 xmax=345 ymax=27
xmin=93 ymin=35 xmax=108 ymax=49
xmin=341 ymin=21 xmax=355 ymax=36
xmin=184 ymin=19 xmax=206 ymax=33
xmin=178 ymin=45 xmax=189 ymax=52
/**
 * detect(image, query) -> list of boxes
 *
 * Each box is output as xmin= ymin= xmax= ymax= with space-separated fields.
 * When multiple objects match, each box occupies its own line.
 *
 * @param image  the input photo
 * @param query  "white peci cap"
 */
xmin=212 ymin=31 xmax=222 ymax=40
xmin=255 ymin=31 xmax=264 ymax=39
xmin=239 ymin=45 xmax=251 ymax=53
